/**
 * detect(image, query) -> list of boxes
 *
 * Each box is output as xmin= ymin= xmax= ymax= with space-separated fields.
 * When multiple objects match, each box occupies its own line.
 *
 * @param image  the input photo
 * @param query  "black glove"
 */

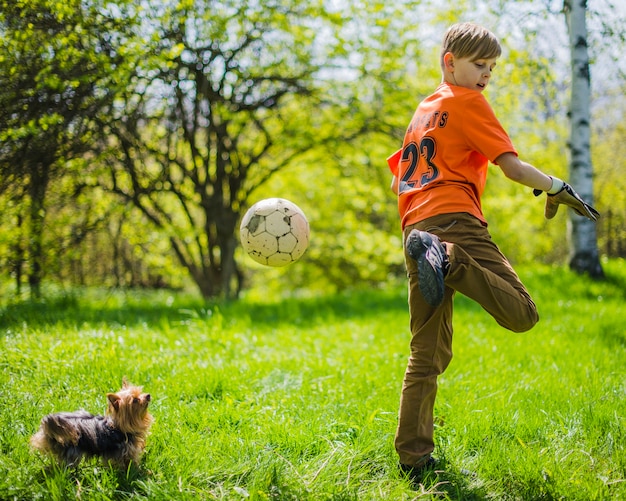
xmin=533 ymin=182 xmax=600 ymax=221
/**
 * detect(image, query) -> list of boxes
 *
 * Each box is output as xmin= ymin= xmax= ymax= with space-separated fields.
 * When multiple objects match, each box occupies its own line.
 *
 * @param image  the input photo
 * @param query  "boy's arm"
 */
xmin=495 ymin=152 xmax=553 ymax=191
xmin=387 ymin=149 xmax=401 ymax=196
xmin=495 ymin=152 xmax=599 ymax=221
xmin=390 ymin=175 xmax=398 ymax=195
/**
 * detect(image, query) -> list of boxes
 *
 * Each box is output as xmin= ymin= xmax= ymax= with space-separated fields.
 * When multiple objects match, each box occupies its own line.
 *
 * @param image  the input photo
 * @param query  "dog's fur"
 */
xmin=30 ymin=380 xmax=152 ymax=468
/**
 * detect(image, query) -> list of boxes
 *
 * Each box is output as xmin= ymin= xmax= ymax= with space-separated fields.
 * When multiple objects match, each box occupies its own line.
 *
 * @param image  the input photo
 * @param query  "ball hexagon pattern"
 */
xmin=239 ymin=198 xmax=310 ymax=267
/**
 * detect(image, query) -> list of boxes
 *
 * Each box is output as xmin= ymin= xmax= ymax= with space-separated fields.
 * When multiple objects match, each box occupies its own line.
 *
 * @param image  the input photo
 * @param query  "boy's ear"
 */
xmin=443 ymin=52 xmax=454 ymax=69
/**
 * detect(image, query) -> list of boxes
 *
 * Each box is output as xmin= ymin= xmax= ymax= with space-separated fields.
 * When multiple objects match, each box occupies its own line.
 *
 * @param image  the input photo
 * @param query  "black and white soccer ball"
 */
xmin=239 ymin=198 xmax=310 ymax=267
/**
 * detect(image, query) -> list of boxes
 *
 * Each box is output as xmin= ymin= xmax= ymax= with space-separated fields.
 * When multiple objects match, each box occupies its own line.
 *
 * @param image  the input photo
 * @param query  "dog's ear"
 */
xmin=107 ymin=393 xmax=121 ymax=411
xmin=122 ymin=377 xmax=129 ymax=388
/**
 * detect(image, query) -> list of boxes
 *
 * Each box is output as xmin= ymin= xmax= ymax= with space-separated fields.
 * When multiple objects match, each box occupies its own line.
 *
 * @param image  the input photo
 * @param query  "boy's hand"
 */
xmin=533 ymin=183 xmax=600 ymax=221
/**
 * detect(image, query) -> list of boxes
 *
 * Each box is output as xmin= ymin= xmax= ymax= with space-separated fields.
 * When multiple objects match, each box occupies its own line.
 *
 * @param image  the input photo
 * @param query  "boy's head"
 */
xmin=440 ymin=23 xmax=501 ymax=92
xmin=440 ymin=22 xmax=501 ymax=69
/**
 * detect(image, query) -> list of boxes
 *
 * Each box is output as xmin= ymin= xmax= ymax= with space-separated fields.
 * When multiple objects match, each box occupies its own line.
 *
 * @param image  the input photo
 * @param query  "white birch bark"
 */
xmin=564 ymin=0 xmax=603 ymax=277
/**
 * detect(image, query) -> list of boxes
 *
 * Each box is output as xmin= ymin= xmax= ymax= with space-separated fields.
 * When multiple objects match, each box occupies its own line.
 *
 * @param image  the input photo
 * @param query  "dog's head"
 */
xmin=107 ymin=379 xmax=152 ymax=435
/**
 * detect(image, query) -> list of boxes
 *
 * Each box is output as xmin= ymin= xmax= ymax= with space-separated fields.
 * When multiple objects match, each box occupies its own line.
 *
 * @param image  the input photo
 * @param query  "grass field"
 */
xmin=0 ymin=261 xmax=624 ymax=500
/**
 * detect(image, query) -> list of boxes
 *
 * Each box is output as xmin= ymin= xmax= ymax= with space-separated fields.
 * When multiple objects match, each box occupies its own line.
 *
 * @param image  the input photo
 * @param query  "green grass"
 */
xmin=1 ymin=260 xmax=625 ymax=500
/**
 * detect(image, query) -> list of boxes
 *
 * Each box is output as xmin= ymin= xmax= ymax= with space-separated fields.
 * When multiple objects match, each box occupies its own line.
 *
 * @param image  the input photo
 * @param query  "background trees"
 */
xmin=0 ymin=0 xmax=623 ymax=300
xmin=0 ymin=0 xmax=136 ymax=298
xmin=100 ymin=1 xmax=352 ymax=299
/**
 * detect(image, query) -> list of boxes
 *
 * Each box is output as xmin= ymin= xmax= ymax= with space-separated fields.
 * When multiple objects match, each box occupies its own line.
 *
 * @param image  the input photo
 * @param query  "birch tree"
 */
xmin=564 ymin=0 xmax=603 ymax=277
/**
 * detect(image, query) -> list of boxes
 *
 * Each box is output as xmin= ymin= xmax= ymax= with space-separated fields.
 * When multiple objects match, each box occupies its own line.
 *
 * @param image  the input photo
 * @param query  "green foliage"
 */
xmin=96 ymin=0 xmax=376 ymax=298
xmin=0 ymin=0 xmax=623 ymax=299
xmin=1 ymin=262 xmax=625 ymax=499
xmin=239 ymin=105 xmax=407 ymax=292
xmin=0 ymin=0 xmax=136 ymax=153
xmin=592 ymin=91 xmax=626 ymax=258
xmin=0 ymin=0 xmax=140 ymax=296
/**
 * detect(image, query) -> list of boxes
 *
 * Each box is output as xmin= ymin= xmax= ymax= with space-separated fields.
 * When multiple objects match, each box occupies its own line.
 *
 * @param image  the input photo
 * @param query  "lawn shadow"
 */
xmin=415 ymin=461 xmax=490 ymax=501
xmin=0 ymin=286 xmax=412 ymax=333
xmin=0 ymin=283 xmax=490 ymax=336
xmin=0 ymin=289 xmax=195 ymax=332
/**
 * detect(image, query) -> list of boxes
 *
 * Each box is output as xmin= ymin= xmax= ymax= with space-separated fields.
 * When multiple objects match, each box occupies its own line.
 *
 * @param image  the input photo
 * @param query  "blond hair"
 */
xmin=440 ymin=22 xmax=502 ymax=68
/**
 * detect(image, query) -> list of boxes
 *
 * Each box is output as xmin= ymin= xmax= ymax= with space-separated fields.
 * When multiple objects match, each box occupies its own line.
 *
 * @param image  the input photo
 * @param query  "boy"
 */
xmin=388 ymin=22 xmax=598 ymax=484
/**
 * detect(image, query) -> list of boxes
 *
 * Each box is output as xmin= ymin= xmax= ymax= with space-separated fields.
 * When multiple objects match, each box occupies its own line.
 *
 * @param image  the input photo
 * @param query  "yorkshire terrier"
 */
xmin=30 ymin=379 xmax=152 ymax=468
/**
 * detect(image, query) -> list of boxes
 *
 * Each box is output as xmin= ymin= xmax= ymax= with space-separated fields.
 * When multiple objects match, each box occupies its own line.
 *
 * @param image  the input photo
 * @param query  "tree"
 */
xmin=592 ymin=97 xmax=626 ymax=258
xmin=0 ymin=0 xmax=136 ymax=297
xmin=101 ymin=0 xmax=353 ymax=299
xmin=564 ymin=0 xmax=603 ymax=277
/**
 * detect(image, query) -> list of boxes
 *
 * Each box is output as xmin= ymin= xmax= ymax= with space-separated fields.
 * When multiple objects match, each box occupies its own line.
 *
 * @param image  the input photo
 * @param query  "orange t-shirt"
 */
xmin=389 ymin=83 xmax=517 ymax=229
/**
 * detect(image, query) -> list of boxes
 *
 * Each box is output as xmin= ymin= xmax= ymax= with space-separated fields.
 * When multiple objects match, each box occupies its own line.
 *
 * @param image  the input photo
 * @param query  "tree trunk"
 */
xmin=27 ymin=163 xmax=50 ymax=299
xmin=564 ymin=0 xmax=603 ymax=278
xmin=12 ymin=214 xmax=24 ymax=297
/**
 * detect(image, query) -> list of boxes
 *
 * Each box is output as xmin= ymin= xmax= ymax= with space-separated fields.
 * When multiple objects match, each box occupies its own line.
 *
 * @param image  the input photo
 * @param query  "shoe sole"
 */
xmin=406 ymin=231 xmax=445 ymax=307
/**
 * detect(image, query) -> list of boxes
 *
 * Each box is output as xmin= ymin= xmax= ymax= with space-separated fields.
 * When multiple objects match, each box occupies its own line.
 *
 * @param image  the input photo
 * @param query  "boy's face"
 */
xmin=444 ymin=53 xmax=497 ymax=93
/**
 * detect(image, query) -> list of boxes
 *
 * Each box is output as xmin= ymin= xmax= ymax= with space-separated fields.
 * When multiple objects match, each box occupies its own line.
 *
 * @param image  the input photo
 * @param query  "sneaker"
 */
xmin=399 ymin=456 xmax=439 ymax=485
xmin=405 ymin=230 xmax=449 ymax=307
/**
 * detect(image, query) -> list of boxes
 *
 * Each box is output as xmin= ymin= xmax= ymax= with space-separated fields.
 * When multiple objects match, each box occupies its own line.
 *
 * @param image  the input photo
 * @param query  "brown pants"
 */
xmin=395 ymin=212 xmax=538 ymax=466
